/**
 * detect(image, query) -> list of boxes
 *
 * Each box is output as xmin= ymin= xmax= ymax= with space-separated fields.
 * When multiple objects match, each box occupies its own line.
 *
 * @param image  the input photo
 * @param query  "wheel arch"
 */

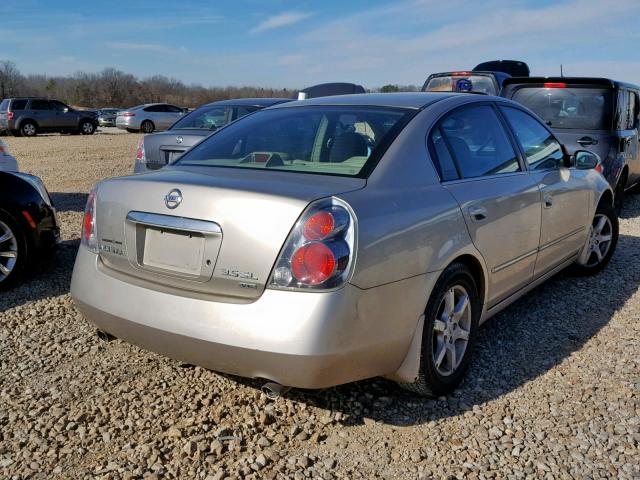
xmin=17 ymin=117 xmax=39 ymax=129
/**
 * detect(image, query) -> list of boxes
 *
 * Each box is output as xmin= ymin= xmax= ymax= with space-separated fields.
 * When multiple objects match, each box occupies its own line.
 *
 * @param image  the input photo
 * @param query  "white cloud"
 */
xmin=105 ymin=42 xmax=188 ymax=55
xmin=251 ymin=11 xmax=313 ymax=34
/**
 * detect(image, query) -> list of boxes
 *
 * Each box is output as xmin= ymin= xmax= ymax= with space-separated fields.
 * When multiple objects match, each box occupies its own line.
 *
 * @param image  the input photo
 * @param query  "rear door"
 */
xmin=620 ymin=89 xmax=640 ymax=186
xmin=29 ymin=99 xmax=54 ymax=128
xmin=499 ymin=105 xmax=590 ymax=277
xmin=429 ymin=103 xmax=542 ymax=306
xmin=504 ymin=82 xmax=615 ymax=174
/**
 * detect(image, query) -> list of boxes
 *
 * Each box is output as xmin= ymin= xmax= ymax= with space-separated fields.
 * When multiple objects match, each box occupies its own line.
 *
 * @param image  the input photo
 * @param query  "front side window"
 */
xmin=172 ymin=106 xmax=229 ymax=130
xmin=501 ymin=106 xmax=564 ymax=170
xmin=431 ymin=105 xmax=520 ymax=179
xmin=175 ymin=106 xmax=414 ymax=177
xmin=144 ymin=105 xmax=164 ymax=112
xmin=50 ymin=101 xmax=68 ymax=112
xmin=165 ymin=105 xmax=184 ymax=113
xmin=511 ymin=86 xmax=613 ymax=130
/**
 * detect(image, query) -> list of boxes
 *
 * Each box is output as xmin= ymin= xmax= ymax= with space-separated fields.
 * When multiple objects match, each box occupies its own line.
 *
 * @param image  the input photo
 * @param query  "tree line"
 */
xmin=0 ymin=60 xmax=419 ymax=109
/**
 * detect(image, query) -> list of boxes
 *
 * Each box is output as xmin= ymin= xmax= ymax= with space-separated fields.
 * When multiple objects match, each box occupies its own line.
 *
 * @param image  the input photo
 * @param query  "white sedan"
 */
xmin=0 ymin=139 xmax=18 ymax=171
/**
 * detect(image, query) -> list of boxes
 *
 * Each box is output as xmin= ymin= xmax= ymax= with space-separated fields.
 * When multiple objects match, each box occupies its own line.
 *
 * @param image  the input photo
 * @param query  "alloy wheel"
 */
xmin=82 ymin=122 xmax=94 ymax=134
xmin=585 ymin=213 xmax=613 ymax=267
xmin=431 ymin=284 xmax=472 ymax=376
xmin=0 ymin=220 xmax=19 ymax=283
xmin=22 ymin=123 xmax=36 ymax=136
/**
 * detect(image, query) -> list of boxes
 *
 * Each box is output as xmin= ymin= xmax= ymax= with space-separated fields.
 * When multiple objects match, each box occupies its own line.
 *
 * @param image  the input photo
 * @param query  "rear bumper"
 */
xmin=71 ymin=247 xmax=435 ymax=388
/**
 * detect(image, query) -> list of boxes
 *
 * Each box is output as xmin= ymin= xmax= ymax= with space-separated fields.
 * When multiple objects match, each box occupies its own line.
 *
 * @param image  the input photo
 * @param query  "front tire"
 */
xmin=571 ymin=202 xmax=618 ymax=276
xmin=0 ymin=211 xmax=27 ymax=290
xmin=400 ymin=263 xmax=480 ymax=397
xmin=141 ymin=120 xmax=154 ymax=134
xmin=80 ymin=120 xmax=95 ymax=135
xmin=20 ymin=121 xmax=37 ymax=137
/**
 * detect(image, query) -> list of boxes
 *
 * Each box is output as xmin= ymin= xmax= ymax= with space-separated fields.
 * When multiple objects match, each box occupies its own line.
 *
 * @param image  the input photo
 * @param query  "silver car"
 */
xmin=0 ymin=139 xmax=18 ymax=171
xmin=133 ymin=98 xmax=291 ymax=174
xmin=116 ymin=103 xmax=186 ymax=133
xmin=72 ymin=93 xmax=617 ymax=396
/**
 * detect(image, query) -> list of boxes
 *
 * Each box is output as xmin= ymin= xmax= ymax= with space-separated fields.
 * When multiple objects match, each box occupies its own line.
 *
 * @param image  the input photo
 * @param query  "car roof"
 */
xmin=270 ymin=92 xmax=462 ymax=110
xmin=503 ymin=76 xmax=640 ymax=90
xmin=201 ymin=98 xmax=292 ymax=108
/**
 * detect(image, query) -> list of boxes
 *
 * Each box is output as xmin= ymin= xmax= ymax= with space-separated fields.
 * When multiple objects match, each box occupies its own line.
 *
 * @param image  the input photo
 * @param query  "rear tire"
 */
xmin=400 ymin=263 xmax=480 ymax=397
xmin=0 ymin=211 xmax=27 ymax=290
xmin=570 ymin=202 xmax=618 ymax=276
xmin=20 ymin=121 xmax=37 ymax=137
xmin=141 ymin=120 xmax=154 ymax=134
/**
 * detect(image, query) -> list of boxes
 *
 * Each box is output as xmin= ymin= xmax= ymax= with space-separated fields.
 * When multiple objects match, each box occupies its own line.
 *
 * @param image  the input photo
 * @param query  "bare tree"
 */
xmin=0 ymin=60 xmax=23 ymax=98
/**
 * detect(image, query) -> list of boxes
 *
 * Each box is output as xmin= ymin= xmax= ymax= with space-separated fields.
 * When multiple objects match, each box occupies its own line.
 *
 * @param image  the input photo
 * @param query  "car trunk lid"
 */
xmin=142 ymin=130 xmax=209 ymax=170
xmin=95 ymin=167 xmax=365 ymax=299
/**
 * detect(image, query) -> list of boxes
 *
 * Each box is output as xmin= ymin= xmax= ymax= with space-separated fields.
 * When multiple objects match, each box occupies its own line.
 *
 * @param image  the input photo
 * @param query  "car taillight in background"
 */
xmin=82 ymin=190 xmax=98 ymax=253
xmin=0 ymin=140 xmax=7 ymax=155
xmin=122 ymin=112 xmax=136 ymax=117
xmin=6 ymin=111 xmax=14 ymax=120
xmin=269 ymin=197 xmax=356 ymax=290
xmin=135 ymin=138 xmax=145 ymax=162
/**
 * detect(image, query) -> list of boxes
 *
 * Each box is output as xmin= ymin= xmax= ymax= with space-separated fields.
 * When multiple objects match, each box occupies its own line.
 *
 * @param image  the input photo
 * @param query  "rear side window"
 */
xmin=511 ymin=86 xmax=613 ymax=130
xmin=431 ymin=105 xmax=520 ymax=179
xmin=30 ymin=100 xmax=50 ymax=110
xmin=500 ymin=106 xmax=564 ymax=170
xmin=233 ymin=106 xmax=259 ymax=120
xmin=0 ymin=100 xmax=8 ymax=111
xmin=11 ymin=99 xmax=27 ymax=110
xmin=171 ymin=106 xmax=228 ymax=130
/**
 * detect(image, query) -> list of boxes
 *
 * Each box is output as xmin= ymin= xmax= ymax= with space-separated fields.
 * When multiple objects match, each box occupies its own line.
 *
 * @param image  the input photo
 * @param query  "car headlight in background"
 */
xmin=11 ymin=172 xmax=53 ymax=207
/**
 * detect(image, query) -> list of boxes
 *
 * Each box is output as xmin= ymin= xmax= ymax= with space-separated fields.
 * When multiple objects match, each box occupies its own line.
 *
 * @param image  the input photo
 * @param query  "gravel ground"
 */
xmin=1 ymin=132 xmax=639 ymax=480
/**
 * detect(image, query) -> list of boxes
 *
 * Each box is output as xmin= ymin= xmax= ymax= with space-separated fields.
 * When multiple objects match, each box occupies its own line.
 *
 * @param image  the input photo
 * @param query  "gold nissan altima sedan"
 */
xmin=72 ymin=93 xmax=617 ymax=396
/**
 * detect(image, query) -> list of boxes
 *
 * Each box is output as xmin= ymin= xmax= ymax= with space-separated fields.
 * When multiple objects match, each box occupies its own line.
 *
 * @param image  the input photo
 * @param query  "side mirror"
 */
xmin=574 ymin=150 xmax=601 ymax=170
xmin=63 ymin=107 xmax=69 ymax=113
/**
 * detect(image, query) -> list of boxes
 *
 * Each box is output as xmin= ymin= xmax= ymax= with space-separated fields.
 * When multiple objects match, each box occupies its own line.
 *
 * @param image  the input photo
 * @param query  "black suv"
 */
xmin=0 ymin=97 xmax=98 ymax=137
xmin=501 ymin=77 xmax=640 ymax=211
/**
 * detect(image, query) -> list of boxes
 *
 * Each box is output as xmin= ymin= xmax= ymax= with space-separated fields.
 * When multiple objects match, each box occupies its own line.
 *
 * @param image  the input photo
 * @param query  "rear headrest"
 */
xmin=329 ymin=132 xmax=368 ymax=163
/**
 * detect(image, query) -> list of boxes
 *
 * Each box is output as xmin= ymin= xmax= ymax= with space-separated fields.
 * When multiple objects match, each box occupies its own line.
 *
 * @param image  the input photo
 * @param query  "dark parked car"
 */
xmin=297 ymin=82 xmax=366 ymax=99
xmin=133 ymin=98 xmax=291 ymax=173
xmin=0 ymin=97 xmax=98 ymax=137
xmin=97 ymin=108 xmax=121 ymax=127
xmin=0 ymin=171 xmax=59 ymax=289
xmin=423 ymin=60 xmax=530 ymax=95
xmin=501 ymin=77 xmax=640 ymax=211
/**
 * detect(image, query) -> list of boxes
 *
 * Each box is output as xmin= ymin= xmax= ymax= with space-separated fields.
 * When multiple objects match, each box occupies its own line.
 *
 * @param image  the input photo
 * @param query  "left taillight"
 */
xmin=269 ymin=197 xmax=356 ymax=291
xmin=82 ymin=190 xmax=98 ymax=253
xmin=135 ymin=138 xmax=145 ymax=161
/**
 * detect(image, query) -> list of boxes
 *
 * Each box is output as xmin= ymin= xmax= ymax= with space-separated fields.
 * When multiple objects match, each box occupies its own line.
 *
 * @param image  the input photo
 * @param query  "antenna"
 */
xmin=560 ymin=64 xmax=564 ymax=77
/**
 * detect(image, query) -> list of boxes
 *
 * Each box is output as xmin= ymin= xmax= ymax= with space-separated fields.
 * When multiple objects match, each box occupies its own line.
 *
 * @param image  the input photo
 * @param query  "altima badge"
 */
xmin=165 ymin=189 xmax=183 ymax=209
xmin=176 ymin=136 xmax=183 ymax=144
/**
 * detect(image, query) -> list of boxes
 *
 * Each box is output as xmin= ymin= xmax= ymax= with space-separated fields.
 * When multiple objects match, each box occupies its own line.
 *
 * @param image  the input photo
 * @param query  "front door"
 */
xmin=499 ymin=105 xmax=590 ymax=277
xmin=430 ymin=104 xmax=542 ymax=306
xmin=49 ymin=100 xmax=77 ymax=129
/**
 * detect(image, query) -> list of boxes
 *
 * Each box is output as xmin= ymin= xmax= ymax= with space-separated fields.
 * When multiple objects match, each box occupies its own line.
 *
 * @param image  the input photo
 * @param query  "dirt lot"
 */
xmin=1 ymin=132 xmax=639 ymax=479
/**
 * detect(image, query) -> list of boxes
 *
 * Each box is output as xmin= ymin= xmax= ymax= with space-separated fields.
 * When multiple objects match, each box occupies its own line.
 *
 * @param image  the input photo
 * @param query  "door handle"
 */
xmin=544 ymin=194 xmax=553 ymax=208
xmin=577 ymin=136 xmax=597 ymax=146
xmin=468 ymin=206 xmax=488 ymax=221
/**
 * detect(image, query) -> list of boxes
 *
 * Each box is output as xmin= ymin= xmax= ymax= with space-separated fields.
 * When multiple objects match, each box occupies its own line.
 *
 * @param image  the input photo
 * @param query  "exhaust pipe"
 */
xmin=96 ymin=330 xmax=115 ymax=342
xmin=261 ymin=382 xmax=290 ymax=400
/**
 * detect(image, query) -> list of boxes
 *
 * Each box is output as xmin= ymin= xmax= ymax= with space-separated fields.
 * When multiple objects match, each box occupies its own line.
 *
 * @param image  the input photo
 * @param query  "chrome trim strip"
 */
xmin=126 ymin=211 xmax=222 ymax=235
xmin=491 ymin=248 xmax=538 ymax=274
xmin=538 ymin=226 xmax=585 ymax=252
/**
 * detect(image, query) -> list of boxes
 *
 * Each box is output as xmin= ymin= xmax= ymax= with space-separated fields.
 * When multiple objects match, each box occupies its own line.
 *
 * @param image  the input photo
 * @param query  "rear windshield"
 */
xmin=511 ymin=86 xmax=613 ymax=130
xmin=172 ymin=105 xmax=229 ymax=130
xmin=424 ymin=75 xmax=497 ymax=95
xmin=175 ymin=106 xmax=414 ymax=177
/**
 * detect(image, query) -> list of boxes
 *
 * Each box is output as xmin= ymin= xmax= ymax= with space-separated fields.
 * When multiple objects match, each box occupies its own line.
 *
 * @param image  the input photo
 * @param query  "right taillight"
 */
xmin=135 ymin=138 xmax=145 ymax=161
xmin=81 ymin=190 xmax=98 ymax=253
xmin=7 ymin=111 xmax=14 ymax=120
xmin=269 ymin=197 xmax=356 ymax=291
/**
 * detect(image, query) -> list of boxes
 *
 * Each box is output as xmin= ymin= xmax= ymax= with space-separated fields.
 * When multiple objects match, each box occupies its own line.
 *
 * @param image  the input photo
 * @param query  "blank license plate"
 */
xmin=143 ymin=228 xmax=204 ymax=275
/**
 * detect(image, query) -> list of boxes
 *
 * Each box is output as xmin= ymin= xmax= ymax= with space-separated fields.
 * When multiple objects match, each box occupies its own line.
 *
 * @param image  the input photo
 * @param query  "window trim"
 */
xmin=497 ymin=104 xmax=567 ymax=173
xmin=426 ymin=101 xmax=526 ymax=183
